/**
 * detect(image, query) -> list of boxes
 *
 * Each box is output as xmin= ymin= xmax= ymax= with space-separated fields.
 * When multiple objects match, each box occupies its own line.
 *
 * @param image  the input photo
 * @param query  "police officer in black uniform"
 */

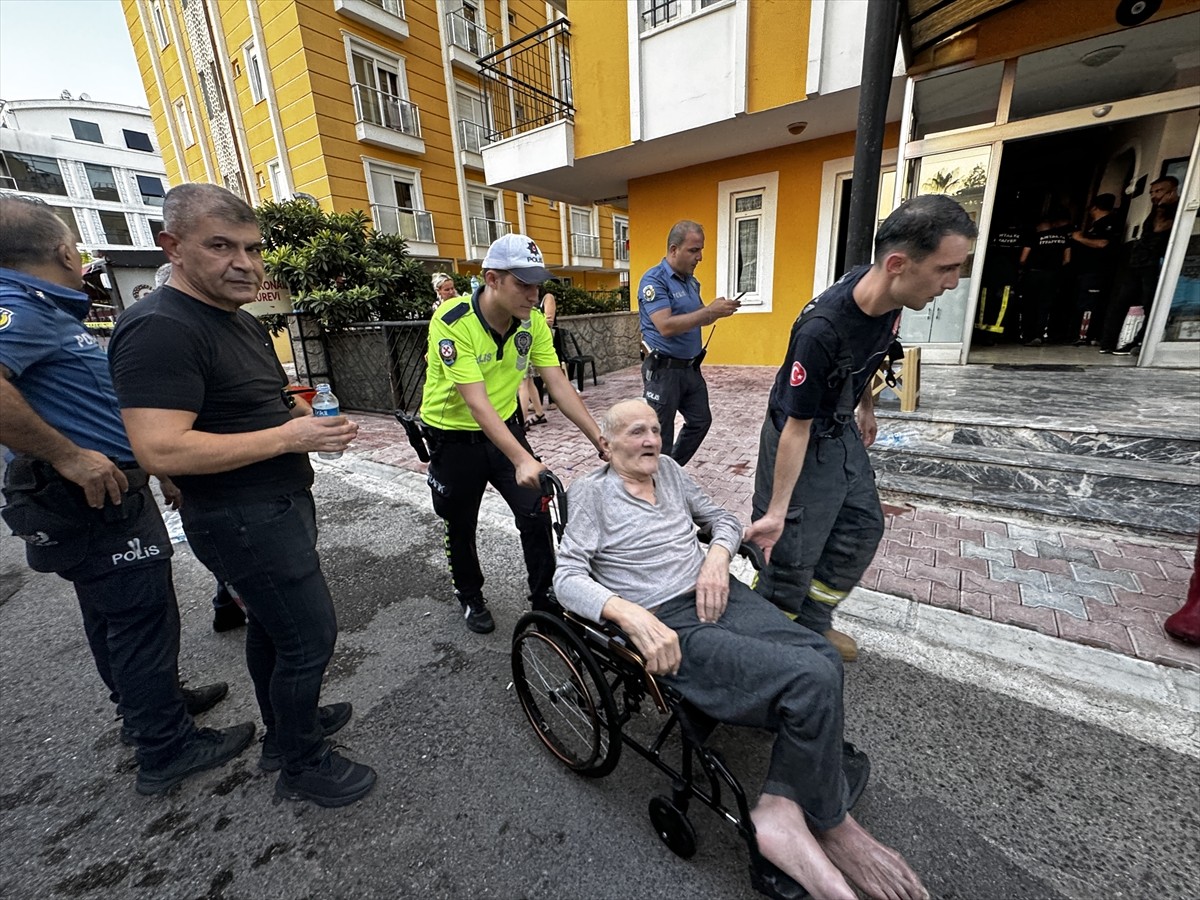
xmin=746 ymin=195 xmax=976 ymax=662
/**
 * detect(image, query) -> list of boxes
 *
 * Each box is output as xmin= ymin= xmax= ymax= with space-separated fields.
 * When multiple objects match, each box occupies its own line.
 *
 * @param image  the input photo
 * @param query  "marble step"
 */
xmin=869 ymin=440 xmax=1199 ymax=536
xmin=875 ymin=418 xmax=1199 ymax=466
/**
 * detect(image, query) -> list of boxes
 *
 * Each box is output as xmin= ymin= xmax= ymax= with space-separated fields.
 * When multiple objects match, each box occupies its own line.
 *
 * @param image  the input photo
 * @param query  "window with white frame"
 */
xmin=349 ymin=40 xmax=417 ymax=135
xmin=152 ymin=1 xmax=169 ymax=48
xmin=244 ymin=42 xmax=266 ymax=104
xmin=365 ymin=161 xmax=434 ymax=245
xmin=569 ymin=206 xmax=598 ymax=258
xmin=466 ymin=186 xmax=508 ymax=248
xmin=266 ymin=160 xmax=287 ymax=200
xmin=613 ymin=215 xmax=630 ymax=263
xmin=638 ymin=0 xmax=728 ymax=33
xmin=455 ymin=85 xmax=491 ymax=153
xmin=716 ymin=172 xmax=777 ymax=312
xmin=173 ymin=99 xmax=195 ymax=146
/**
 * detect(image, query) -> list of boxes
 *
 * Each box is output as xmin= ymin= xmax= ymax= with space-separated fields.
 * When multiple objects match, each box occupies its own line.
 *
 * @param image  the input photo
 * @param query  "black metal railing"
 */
xmin=478 ymin=19 xmax=573 ymax=142
xmin=294 ymin=319 xmax=429 ymax=414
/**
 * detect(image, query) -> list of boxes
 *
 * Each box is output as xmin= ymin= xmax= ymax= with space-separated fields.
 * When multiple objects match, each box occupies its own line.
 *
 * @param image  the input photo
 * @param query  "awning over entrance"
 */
xmin=903 ymin=0 xmax=1025 ymax=57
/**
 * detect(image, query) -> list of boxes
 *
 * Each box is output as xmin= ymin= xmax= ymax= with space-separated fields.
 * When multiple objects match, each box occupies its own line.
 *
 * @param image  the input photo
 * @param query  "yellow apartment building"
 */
xmin=482 ymin=0 xmax=1200 ymax=369
xmin=120 ymin=0 xmax=627 ymax=291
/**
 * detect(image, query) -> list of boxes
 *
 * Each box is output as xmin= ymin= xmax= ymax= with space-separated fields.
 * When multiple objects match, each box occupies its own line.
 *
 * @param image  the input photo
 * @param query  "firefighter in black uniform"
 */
xmin=746 ymin=195 xmax=976 ymax=662
xmin=419 ymin=234 xmax=604 ymax=634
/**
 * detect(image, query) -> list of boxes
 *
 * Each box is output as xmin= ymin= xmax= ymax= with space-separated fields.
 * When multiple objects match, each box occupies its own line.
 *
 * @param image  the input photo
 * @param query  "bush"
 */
xmin=255 ymin=200 xmax=435 ymax=330
xmin=552 ymin=283 xmax=630 ymax=316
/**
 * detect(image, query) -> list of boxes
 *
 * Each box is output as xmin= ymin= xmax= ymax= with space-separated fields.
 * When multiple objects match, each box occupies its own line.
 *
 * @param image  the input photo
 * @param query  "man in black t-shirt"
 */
xmin=109 ymin=184 xmax=376 ymax=809
xmin=1018 ymin=209 xmax=1071 ymax=345
xmin=746 ymin=195 xmax=976 ymax=662
xmin=1069 ymin=194 xmax=1119 ymax=345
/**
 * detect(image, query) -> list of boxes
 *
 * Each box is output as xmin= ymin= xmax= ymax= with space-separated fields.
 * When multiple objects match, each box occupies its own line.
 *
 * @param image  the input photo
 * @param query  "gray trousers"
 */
xmin=752 ymin=417 xmax=884 ymax=633
xmin=656 ymin=579 xmax=849 ymax=829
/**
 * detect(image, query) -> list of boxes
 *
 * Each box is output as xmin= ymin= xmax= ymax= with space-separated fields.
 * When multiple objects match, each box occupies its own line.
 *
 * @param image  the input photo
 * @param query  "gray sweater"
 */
xmin=553 ymin=456 xmax=743 ymax=623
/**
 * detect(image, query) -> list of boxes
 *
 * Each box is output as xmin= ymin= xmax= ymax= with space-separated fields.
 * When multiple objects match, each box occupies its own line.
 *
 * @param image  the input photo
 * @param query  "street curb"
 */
xmin=320 ymin=454 xmax=1200 ymax=759
xmin=836 ymin=589 xmax=1199 ymax=758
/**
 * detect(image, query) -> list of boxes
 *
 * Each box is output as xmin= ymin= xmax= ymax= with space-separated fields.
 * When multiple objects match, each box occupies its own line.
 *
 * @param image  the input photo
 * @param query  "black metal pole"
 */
xmin=845 ymin=0 xmax=901 ymax=271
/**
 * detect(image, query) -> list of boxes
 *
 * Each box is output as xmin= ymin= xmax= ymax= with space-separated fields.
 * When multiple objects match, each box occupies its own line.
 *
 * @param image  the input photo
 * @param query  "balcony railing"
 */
xmin=371 ymin=204 xmax=435 ymax=244
xmin=469 ymin=216 xmax=511 ymax=247
xmin=457 ymin=119 xmax=492 ymax=154
xmin=571 ymin=232 xmax=600 ymax=258
xmin=615 ymin=239 xmax=630 ymax=263
xmin=446 ymin=11 xmax=495 ymax=57
xmin=353 ymin=83 xmax=421 ymax=137
xmin=479 ymin=19 xmax=573 ymax=142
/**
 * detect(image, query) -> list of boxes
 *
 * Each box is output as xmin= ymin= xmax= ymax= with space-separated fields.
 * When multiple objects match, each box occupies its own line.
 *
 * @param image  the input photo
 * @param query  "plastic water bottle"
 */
xmin=469 ymin=275 xmax=481 ymax=295
xmin=311 ymin=383 xmax=343 ymax=460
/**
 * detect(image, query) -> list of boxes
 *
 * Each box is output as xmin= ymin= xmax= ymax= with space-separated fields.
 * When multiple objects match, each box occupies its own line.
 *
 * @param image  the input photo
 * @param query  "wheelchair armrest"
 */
xmin=562 ymin=610 xmax=670 ymax=714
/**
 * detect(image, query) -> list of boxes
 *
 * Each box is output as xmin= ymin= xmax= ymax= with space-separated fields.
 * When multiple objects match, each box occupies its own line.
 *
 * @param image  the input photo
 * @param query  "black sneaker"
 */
xmin=460 ymin=596 xmax=495 ymax=634
xmin=135 ymin=722 xmax=256 ymax=795
xmin=275 ymin=744 xmax=377 ymax=808
xmin=213 ymin=600 xmax=247 ymax=632
xmin=1112 ymin=343 xmax=1139 ymax=356
xmin=259 ymin=703 xmax=354 ymax=772
xmin=121 ymin=682 xmax=230 ymax=745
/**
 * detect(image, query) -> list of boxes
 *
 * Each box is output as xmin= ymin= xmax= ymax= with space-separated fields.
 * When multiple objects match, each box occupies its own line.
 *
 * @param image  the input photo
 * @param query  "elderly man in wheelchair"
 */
xmin=550 ymin=399 xmax=927 ymax=900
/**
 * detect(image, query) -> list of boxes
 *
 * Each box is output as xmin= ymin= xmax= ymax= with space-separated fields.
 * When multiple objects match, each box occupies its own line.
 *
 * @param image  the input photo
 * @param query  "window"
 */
xmin=716 ymin=172 xmax=778 ymax=312
xmin=70 ymin=119 xmax=103 ymax=143
xmin=149 ymin=219 xmax=164 ymax=242
xmin=639 ymin=0 xmax=729 ymax=32
xmin=123 ymin=129 xmax=154 ymax=152
xmin=173 ymin=99 xmax=195 ymax=146
xmin=136 ymin=174 xmax=165 ymax=207
xmin=569 ymin=206 xmax=599 ymax=258
xmin=613 ymin=215 xmax=630 ymax=263
xmin=3 ymin=153 xmax=68 ymax=195
xmin=456 ymin=85 xmax=490 ymax=152
xmin=98 ymin=211 xmax=133 ymax=245
xmin=85 ymin=164 xmax=120 ymax=202
xmin=350 ymin=44 xmax=419 ymax=136
xmin=244 ymin=42 xmax=265 ymax=103
xmin=521 ymin=192 xmax=532 ymax=206
xmin=466 ymin=187 xmax=507 ymax=247
xmin=366 ymin=161 xmax=435 ymax=246
xmin=266 ymin=160 xmax=287 ymax=200
xmin=52 ymin=207 xmax=82 ymax=244
xmin=152 ymin=1 xmax=169 ymax=48
xmin=197 ymin=63 xmax=225 ymax=121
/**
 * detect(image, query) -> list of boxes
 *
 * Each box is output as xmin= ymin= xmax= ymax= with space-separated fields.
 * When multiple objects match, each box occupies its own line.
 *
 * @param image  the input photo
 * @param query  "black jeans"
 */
xmin=74 ymin=560 xmax=195 ymax=769
xmin=641 ymin=360 xmax=712 ymax=466
xmin=181 ymin=490 xmax=336 ymax=770
xmin=426 ymin=422 xmax=555 ymax=607
xmin=1101 ymin=265 xmax=1160 ymax=350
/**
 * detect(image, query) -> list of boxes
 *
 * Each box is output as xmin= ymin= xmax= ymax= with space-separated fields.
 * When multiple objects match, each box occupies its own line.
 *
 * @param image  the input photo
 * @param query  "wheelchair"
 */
xmin=510 ymin=473 xmax=871 ymax=900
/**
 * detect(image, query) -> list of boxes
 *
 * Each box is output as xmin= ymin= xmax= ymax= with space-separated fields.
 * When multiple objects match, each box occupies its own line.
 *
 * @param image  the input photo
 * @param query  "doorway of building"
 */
xmin=966 ymin=109 xmax=1194 ymax=367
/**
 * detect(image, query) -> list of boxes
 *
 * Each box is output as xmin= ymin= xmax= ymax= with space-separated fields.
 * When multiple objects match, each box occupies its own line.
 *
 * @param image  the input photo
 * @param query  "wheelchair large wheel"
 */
xmin=512 ymin=612 xmax=621 ymax=778
xmin=649 ymin=795 xmax=697 ymax=859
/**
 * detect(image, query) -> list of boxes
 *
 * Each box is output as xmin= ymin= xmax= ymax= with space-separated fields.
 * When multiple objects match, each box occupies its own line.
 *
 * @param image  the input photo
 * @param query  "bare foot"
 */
xmin=818 ymin=813 xmax=929 ymax=900
xmin=752 ymin=795 xmax=856 ymax=900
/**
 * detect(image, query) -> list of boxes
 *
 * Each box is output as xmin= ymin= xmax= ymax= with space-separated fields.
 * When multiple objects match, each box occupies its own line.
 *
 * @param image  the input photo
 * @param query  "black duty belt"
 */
xmin=649 ymin=351 xmax=703 ymax=370
xmin=424 ymin=412 xmax=522 ymax=444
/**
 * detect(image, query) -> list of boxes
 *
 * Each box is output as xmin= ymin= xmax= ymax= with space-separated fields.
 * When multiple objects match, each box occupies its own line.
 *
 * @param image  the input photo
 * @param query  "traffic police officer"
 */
xmin=638 ymin=220 xmax=740 ymax=466
xmin=420 ymin=233 xmax=604 ymax=633
xmin=0 ymin=196 xmax=252 ymax=794
xmin=746 ymin=195 xmax=976 ymax=662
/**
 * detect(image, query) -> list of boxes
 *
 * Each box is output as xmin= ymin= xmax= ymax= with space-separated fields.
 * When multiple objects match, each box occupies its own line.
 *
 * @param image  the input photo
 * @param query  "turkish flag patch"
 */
xmin=789 ymin=362 xmax=806 ymax=386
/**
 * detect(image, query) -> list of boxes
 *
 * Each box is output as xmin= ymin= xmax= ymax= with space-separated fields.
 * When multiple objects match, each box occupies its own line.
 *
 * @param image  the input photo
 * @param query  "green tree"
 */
xmin=255 ymin=199 xmax=435 ymax=330
xmin=921 ymin=169 xmax=960 ymax=195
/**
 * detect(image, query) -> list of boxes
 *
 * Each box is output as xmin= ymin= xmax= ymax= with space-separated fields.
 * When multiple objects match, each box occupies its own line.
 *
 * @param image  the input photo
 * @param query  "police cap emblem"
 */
xmin=438 ymin=339 xmax=457 ymax=366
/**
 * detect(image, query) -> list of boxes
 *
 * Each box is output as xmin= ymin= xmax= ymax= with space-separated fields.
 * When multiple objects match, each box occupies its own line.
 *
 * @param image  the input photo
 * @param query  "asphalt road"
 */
xmin=1 ymin=465 xmax=1196 ymax=900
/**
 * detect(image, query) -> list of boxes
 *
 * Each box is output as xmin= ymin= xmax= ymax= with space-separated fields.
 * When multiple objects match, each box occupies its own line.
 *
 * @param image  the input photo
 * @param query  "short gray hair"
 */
xmin=0 ymin=197 xmax=72 ymax=270
xmin=667 ymin=220 xmax=703 ymax=252
xmin=163 ymin=183 xmax=258 ymax=238
xmin=600 ymin=399 xmax=655 ymax=441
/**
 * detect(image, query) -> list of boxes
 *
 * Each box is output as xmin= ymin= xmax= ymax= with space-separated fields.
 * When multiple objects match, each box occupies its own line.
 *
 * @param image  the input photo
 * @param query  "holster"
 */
xmin=394 ymin=411 xmax=432 ymax=462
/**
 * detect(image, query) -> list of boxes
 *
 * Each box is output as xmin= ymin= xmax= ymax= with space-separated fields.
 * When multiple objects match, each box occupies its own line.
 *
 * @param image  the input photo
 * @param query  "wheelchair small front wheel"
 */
xmin=512 ymin=612 xmax=621 ymax=778
xmin=649 ymin=795 xmax=697 ymax=859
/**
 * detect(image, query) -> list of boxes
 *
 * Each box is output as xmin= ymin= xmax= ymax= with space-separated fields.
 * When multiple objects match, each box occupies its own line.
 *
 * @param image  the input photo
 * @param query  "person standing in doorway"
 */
xmin=1018 ymin=208 xmax=1071 ymax=346
xmin=1104 ymin=176 xmax=1179 ymax=355
xmin=638 ymin=221 xmax=740 ymax=466
xmin=1069 ymin=194 xmax=1119 ymax=345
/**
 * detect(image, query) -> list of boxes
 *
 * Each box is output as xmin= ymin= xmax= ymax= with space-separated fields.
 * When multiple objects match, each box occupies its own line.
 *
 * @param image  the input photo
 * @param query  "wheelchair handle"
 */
xmin=538 ymin=469 xmax=568 ymax=527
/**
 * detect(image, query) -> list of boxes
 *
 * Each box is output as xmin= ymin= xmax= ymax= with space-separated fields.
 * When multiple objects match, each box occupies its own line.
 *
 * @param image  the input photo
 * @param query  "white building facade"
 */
xmin=0 ymin=98 xmax=169 ymax=253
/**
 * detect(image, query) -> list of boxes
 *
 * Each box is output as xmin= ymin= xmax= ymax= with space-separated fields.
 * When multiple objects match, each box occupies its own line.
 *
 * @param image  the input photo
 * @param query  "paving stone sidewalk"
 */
xmin=346 ymin=364 xmax=1199 ymax=672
